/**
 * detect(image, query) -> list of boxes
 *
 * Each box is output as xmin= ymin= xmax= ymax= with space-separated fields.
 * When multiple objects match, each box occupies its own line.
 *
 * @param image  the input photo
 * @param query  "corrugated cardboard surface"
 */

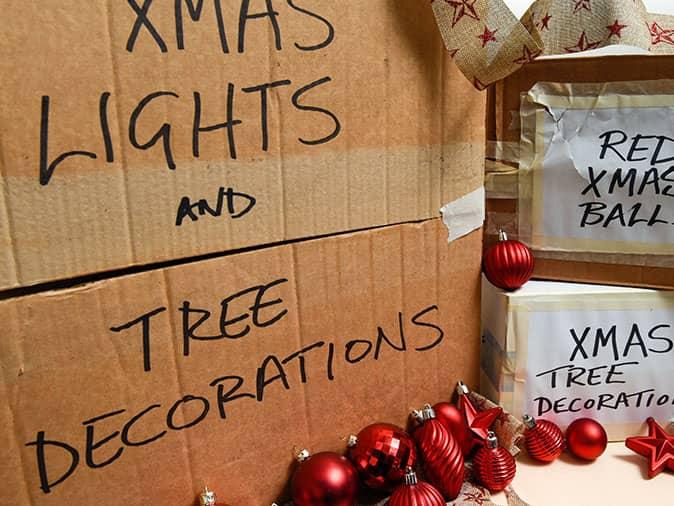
xmin=486 ymin=55 xmax=674 ymax=289
xmin=0 ymin=219 xmax=482 ymax=505
xmin=0 ymin=1 xmax=485 ymax=290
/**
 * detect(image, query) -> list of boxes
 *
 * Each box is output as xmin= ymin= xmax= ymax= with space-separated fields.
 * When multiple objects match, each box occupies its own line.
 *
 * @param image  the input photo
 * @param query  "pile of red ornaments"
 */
xmin=290 ymin=381 xmax=517 ymax=506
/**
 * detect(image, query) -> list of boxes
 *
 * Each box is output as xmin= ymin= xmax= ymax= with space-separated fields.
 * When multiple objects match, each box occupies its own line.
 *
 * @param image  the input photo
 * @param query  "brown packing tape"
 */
xmin=431 ymin=0 xmax=674 ymax=88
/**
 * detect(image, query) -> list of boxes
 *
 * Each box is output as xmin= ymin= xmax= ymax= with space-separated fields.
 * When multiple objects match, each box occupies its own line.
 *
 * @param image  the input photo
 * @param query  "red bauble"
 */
xmin=565 ymin=418 xmax=607 ymax=461
xmin=291 ymin=450 xmax=358 ymax=506
xmin=625 ymin=417 xmax=674 ymax=478
xmin=412 ymin=405 xmax=465 ymax=501
xmin=433 ymin=402 xmax=473 ymax=455
xmin=483 ymin=230 xmax=534 ymax=291
xmin=522 ymin=414 xmax=565 ymax=463
xmin=346 ymin=423 xmax=416 ymax=490
xmin=388 ymin=468 xmax=445 ymax=506
xmin=472 ymin=432 xmax=516 ymax=492
xmin=456 ymin=382 xmax=503 ymax=454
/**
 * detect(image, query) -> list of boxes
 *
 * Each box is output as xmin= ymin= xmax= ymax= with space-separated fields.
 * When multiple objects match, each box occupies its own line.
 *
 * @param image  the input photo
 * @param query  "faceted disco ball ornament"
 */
xmin=346 ymin=422 xmax=417 ymax=490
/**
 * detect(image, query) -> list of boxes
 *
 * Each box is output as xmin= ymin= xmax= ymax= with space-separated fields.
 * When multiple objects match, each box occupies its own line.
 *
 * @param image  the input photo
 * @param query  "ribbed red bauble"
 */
xmin=472 ymin=432 xmax=516 ymax=492
xmin=566 ymin=418 xmax=608 ymax=460
xmin=346 ymin=423 xmax=416 ymax=490
xmin=433 ymin=402 xmax=473 ymax=456
xmin=522 ymin=414 xmax=565 ymax=463
xmin=291 ymin=450 xmax=358 ymax=506
xmin=198 ymin=487 xmax=228 ymax=506
xmin=388 ymin=468 xmax=445 ymax=506
xmin=412 ymin=404 xmax=465 ymax=501
xmin=483 ymin=230 xmax=534 ymax=291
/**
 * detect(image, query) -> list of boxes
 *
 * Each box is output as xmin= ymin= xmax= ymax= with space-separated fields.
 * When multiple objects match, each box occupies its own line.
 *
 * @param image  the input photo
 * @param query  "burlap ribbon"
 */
xmin=430 ymin=0 xmax=674 ymax=89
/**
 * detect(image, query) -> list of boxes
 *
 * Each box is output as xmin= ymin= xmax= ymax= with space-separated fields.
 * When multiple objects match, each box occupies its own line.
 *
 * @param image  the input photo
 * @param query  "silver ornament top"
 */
xmin=346 ymin=435 xmax=358 ymax=448
xmin=456 ymin=381 xmax=470 ymax=396
xmin=295 ymin=448 xmax=311 ymax=463
xmin=412 ymin=404 xmax=436 ymax=422
xmin=498 ymin=230 xmax=508 ymax=241
xmin=403 ymin=467 xmax=418 ymax=486
xmin=200 ymin=487 xmax=216 ymax=506
xmin=523 ymin=414 xmax=537 ymax=429
xmin=486 ymin=431 xmax=499 ymax=449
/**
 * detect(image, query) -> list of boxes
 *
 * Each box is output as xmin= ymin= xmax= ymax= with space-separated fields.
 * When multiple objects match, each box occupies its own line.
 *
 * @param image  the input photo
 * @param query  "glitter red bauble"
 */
xmin=346 ymin=423 xmax=417 ymax=490
xmin=433 ymin=402 xmax=473 ymax=456
xmin=522 ymin=415 xmax=565 ymax=463
xmin=565 ymin=418 xmax=607 ymax=461
xmin=625 ymin=417 xmax=674 ymax=478
xmin=412 ymin=405 xmax=465 ymax=501
xmin=472 ymin=432 xmax=516 ymax=492
xmin=388 ymin=468 xmax=445 ymax=506
xmin=483 ymin=231 xmax=534 ymax=291
xmin=291 ymin=451 xmax=358 ymax=506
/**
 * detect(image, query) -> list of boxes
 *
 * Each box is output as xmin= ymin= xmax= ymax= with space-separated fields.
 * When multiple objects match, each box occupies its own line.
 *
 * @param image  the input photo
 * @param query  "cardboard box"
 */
xmin=486 ymin=55 xmax=674 ymax=289
xmin=0 ymin=219 xmax=482 ymax=505
xmin=481 ymin=278 xmax=674 ymax=441
xmin=0 ymin=1 xmax=484 ymax=290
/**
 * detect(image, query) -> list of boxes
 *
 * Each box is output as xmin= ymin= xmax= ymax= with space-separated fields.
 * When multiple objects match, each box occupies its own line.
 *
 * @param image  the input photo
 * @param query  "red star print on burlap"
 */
xmin=441 ymin=0 xmax=480 ymax=27
xmin=565 ymin=31 xmax=602 ymax=53
xmin=607 ymin=20 xmax=628 ymax=38
xmin=573 ymin=0 xmax=592 ymax=14
xmin=477 ymin=26 xmax=498 ymax=47
xmin=648 ymin=21 xmax=674 ymax=46
xmin=513 ymin=45 xmax=542 ymax=64
xmin=539 ymin=12 xmax=552 ymax=30
xmin=462 ymin=490 xmax=488 ymax=505
xmin=447 ymin=48 xmax=459 ymax=58
xmin=625 ymin=417 xmax=674 ymax=478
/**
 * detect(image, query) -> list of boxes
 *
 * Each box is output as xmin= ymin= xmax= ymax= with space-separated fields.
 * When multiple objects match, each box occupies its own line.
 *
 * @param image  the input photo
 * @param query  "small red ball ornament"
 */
xmin=388 ymin=467 xmax=446 ymax=506
xmin=483 ymin=230 xmax=534 ymax=291
xmin=291 ymin=449 xmax=358 ymax=506
xmin=198 ymin=487 xmax=228 ymax=506
xmin=412 ymin=404 xmax=465 ymax=501
xmin=522 ymin=414 xmax=565 ymax=463
xmin=433 ymin=402 xmax=473 ymax=456
xmin=565 ymin=418 xmax=607 ymax=461
xmin=472 ymin=432 xmax=517 ymax=492
xmin=346 ymin=423 xmax=416 ymax=490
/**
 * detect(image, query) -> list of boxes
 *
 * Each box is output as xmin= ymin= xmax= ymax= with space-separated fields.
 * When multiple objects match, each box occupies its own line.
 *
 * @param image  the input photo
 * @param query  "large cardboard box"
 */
xmin=0 ymin=1 xmax=484 ymax=290
xmin=486 ymin=55 xmax=674 ymax=289
xmin=0 ymin=219 xmax=482 ymax=505
xmin=481 ymin=278 xmax=674 ymax=441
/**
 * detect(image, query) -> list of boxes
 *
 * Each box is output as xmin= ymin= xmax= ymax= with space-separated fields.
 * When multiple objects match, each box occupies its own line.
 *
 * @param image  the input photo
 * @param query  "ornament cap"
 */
xmin=403 ymin=467 xmax=418 ymax=486
xmin=412 ymin=404 xmax=436 ymax=422
xmin=522 ymin=414 xmax=536 ymax=429
xmin=346 ymin=434 xmax=358 ymax=447
xmin=294 ymin=448 xmax=311 ymax=463
xmin=486 ymin=431 xmax=498 ymax=449
xmin=199 ymin=487 xmax=216 ymax=506
xmin=456 ymin=381 xmax=470 ymax=396
xmin=498 ymin=229 xmax=508 ymax=241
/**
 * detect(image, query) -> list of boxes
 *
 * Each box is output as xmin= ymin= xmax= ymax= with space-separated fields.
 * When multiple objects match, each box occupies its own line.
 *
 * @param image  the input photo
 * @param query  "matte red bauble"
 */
xmin=346 ymin=423 xmax=416 ymax=490
xmin=566 ymin=418 xmax=607 ymax=461
xmin=388 ymin=468 xmax=445 ymax=506
xmin=522 ymin=414 xmax=565 ymax=463
xmin=483 ymin=230 xmax=534 ymax=291
xmin=291 ymin=450 xmax=358 ymax=506
xmin=433 ymin=402 xmax=473 ymax=455
xmin=412 ymin=405 xmax=465 ymax=501
xmin=472 ymin=432 xmax=516 ymax=492
xmin=198 ymin=487 xmax=228 ymax=506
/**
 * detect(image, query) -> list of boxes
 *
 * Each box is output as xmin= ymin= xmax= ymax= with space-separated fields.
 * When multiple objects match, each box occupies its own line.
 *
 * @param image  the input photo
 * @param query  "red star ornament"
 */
xmin=607 ymin=20 xmax=627 ymax=38
xmin=625 ymin=417 xmax=674 ymax=478
xmin=456 ymin=382 xmax=503 ymax=448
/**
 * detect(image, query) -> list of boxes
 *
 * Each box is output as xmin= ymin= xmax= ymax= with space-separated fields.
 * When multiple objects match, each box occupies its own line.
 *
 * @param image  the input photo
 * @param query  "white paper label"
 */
xmin=535 ymin=103 xmax=674 ymax=254
xmin=524 ymin=306 xmax=674 ymax=427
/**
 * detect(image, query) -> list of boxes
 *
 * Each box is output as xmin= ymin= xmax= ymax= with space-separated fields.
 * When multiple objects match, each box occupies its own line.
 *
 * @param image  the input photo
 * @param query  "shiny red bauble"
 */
xmin=472 ymin=432 xmax=516 ymax=492
xmin=388 ymin=468 xmax=445 ymax=506
xmin=346 ymin=423 xmax=416 ymax=490
xmin=291 ymin=450 xmax=359 ymax=506
xmin=412 ymin=405 xmax=465 ymax=501
xmin=565 ymin=418 xmax=608 ymax=461
xmin=522 ymin=414 xmax=565 ymax=463
xmin=483 ymin=230 xmax=534 ymax=291
xmin=433 ymin=402 xmax=473 ymax=456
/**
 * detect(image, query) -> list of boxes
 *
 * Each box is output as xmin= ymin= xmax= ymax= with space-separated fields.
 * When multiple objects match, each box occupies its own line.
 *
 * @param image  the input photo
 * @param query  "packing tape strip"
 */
xmin=430 ymin=0 xmax=674 ymax=89
xmin=440 ymin=186 xmax=485 ymax=242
